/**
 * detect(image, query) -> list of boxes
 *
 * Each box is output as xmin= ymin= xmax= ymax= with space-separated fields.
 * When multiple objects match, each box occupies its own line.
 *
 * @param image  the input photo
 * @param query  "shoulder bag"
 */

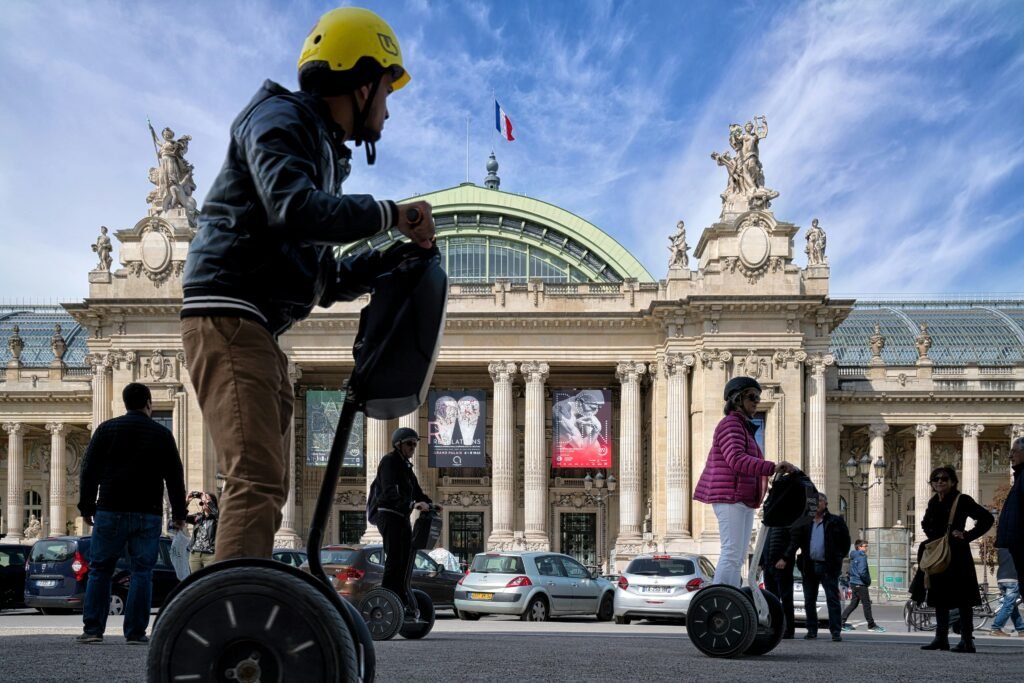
xmin=918 ymin=494 xmax=960 ymax=584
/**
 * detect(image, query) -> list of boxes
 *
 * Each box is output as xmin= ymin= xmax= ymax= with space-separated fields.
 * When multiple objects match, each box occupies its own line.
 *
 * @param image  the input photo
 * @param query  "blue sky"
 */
xmin=1 ymin=0 xmax=1022 ymax=301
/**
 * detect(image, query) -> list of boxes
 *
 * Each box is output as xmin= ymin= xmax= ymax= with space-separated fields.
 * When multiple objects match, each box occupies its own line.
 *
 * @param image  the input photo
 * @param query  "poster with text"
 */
xmin=306 ymin=390 xmax=364 ymax=467
xmin=551 ymin=389 xmax=612 ymax=468
xmin=428 ymin=389 xmax=486 ymax=468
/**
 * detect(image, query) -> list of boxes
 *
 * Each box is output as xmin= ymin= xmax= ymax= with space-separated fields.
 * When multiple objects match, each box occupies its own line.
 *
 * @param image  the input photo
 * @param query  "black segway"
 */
xmin=686 ymin=470 xmax=817 ymax=658
xmin=147 ymin=237 xmax=448 ymax=682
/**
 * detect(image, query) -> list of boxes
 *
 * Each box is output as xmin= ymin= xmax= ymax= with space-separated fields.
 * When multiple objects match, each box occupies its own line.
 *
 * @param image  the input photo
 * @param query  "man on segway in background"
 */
xmin=180 ymin=6 xmax=435 ymax=563
xmin=375 ymin=428 xmax=440 ymax=619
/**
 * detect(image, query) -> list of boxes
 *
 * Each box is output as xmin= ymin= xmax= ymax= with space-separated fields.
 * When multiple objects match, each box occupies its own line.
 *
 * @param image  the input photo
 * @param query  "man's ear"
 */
xmin=353 ymin=83 xmax=372 ymax=107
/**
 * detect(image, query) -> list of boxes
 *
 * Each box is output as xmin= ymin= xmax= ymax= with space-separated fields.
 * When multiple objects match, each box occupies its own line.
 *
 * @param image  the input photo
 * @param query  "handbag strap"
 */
xmin=945 ymin=494 xmax=961 ymax=531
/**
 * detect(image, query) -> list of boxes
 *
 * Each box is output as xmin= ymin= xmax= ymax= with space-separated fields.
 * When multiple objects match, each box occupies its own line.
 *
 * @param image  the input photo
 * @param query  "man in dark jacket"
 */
xmin=790 ymin=492 xmax=851 ymax=642
xmin=997 ymin=437 xmax=1024 ymax=585
xmin=76 ymin=383 xmax=187 ymax=644
xmin=840 ymin=540 xmax=885 ymax=632
xmin=376 ymin=427 xmax=437 ymax=617
xmin=760 ymin=524 xmax=796 ymax=639
xmin=180 ymin=7 xmax=435 ymax=563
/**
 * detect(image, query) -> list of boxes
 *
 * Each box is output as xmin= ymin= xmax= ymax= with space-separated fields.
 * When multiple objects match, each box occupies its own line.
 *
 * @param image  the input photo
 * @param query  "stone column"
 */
xmin=805 ymin=353 xmax=834 ymax=491
xmin=360 ymin=417 xmax=391 ymax=543
xmin=90 ymin=353 xmax=113 ymax=430
xmin=275 ymin=364 xmax=303 ymax=549
xmin=399 ymin=410 xmax=420 ymax=479
xmin=868 ymin=424 xmax=889 ymax=528
xmin=914 ymin=424 xmax=936 ymax=543
xmin=46 ymin=422 xmax=67 ymax=537
xmin=665 ymin=353 xmax=694 ymax=544
xmin=958 ymin=424 xmax=984 ymax=501
xmin=521 ymin=361 xmax=550 ymax=549
xmin=3 ymin=423 xmax=25 ymax=541
xmin=487 ymin=361 xmax=517 ymax=548
xmin=615 ymin=361 xmax=647 ymax=547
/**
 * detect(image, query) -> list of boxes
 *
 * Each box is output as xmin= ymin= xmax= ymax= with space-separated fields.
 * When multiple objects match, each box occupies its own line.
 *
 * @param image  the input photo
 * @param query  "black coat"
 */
xmin=918 ymin=492 xmax=993 ymax=608
xmin=376 ymin=450 xmax=431 ymax=517
xmin=790 ymin=511 xmax=851 ymax=576
xmin=996 ymin=464 xmax=1023 ymax=552
xmin=760 ymin=525 xmax=794 ymax=569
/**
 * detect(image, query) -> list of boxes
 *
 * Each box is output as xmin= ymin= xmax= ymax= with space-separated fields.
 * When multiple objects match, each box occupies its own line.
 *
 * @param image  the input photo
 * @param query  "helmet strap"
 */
xmin=351 ymin=75 xmax=384 ymax=166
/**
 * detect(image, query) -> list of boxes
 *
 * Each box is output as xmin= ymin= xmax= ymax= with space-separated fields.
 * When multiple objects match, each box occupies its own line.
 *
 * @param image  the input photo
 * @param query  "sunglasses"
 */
xmin=743 ymin=393 xmax=761 ymax=402
xmin=401 ymin=440 xmax=418 ymax=447
xmin=930 ymin=476 xmax=950 ymax=483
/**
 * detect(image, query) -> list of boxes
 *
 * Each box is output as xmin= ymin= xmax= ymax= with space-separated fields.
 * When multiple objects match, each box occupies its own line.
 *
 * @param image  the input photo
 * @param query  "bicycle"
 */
xmin=904 ymin=583 xmax=1002 ymax=632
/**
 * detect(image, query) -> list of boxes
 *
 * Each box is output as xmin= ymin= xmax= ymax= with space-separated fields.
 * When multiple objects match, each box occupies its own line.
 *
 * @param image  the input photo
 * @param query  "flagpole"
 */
xmin=466 ymin=115 xmax=470 ymax=183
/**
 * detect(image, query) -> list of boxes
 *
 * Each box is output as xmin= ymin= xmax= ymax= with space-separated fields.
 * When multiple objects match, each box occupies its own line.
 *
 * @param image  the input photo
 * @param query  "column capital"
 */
xmin=488 ymin=361 xmax=517 ymax=383
xmin=616 ymin=361 xmax=647 ymax=384
xmin=520 ymin=361 xmax=550 ymax=384
xmin=664 ymin=353 xmax=695 ymax=377
xmin=1006 ymin=424 xmax=1024 ymax=441
xmin=699 ymin=349 xmax=732 ymax=369
xmin=45 ymin=422 xmax=67 ymax=436
xmin=807 ymin=352 xmax=835 ymax=374
xmin=3 ymin=422 xmax=24 ymax=436
xmin=914 ymin=423 xmax=937 ymax=438
xmin=958 ymin=424 xmax=985 ymax=438
xmin=868 ymin=423 xmax=889 ymax=439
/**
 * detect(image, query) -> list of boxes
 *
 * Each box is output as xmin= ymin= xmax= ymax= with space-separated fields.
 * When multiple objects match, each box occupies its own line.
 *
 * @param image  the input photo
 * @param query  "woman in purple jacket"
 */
xmin=694 ymin=376 xmax=797 ymax=586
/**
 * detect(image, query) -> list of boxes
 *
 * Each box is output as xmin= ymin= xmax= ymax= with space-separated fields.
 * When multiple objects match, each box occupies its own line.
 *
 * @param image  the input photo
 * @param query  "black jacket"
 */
xmin=916 ymin=492 xmax=993 ymax=608
xmin=789 ymin=511 xmax=851 ymax=576
xmin=997 ymin=464 xmax=1023 ymax=552
xmin=78 ymin=411 xmax=187 ymax=520
xmin=182 ymin=80 xmax=400 ymax=337
xmin=760 ymin=525 xmax=795 ymax=569
xmin=376 ymin=450 xmax=431 ymax=518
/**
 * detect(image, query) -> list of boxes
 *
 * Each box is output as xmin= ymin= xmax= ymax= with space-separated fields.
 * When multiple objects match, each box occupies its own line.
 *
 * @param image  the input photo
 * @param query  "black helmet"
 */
xmin=391 ymin=427 xmax=419 ymax=447
xmin=723 ymin=376 xmax=761 ymax=401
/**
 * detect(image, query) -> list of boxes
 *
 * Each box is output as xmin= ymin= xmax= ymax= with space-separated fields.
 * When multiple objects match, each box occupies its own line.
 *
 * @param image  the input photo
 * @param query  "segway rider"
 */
xmin=694 ymin=376 xmax=797 ymax=586
xmin=376 ymin=427 xmax=438 ymax=618
xmin=180 ymin=6 xmax=435 ymax=562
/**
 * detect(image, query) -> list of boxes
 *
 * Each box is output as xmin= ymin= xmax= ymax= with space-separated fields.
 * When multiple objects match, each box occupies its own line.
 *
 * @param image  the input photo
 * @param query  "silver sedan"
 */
xmin=613 ymin=553 xmax=716 ymax=624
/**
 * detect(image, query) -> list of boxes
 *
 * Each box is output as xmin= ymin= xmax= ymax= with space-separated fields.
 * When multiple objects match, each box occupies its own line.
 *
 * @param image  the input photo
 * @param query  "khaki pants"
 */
xmin=189 ymin=551 xmax=216 ymax=573
xmin=181 ymin=316 xmax=293 ymax=561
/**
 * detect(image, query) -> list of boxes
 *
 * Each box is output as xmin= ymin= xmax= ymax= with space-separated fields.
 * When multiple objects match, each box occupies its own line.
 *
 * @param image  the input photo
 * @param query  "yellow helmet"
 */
xmin=297 ymin=7 xmax=410 ymax=96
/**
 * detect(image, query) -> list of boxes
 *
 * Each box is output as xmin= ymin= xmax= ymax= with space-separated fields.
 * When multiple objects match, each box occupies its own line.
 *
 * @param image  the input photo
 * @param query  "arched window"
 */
xmin=24 ymin=489 xmax=42 ymax=529
xmin=838 ymin=495 xmax=849 ymax=522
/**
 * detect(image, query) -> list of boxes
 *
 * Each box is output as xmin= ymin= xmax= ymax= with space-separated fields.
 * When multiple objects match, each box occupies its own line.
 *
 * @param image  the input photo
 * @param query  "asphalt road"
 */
xmin=1 ymin=606 xmax=1020 ymax=682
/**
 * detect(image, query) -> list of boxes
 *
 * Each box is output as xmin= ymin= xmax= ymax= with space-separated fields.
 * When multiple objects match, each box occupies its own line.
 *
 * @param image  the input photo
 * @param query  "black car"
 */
xmin=0 ymin=543 xmax=29 ymax=610
xmin=24 ymin=535 xmax=179 ymax=614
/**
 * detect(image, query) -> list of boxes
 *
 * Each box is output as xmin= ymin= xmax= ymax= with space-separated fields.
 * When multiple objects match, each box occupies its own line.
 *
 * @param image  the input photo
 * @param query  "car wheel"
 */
xmin=596 ymin=593 xmax=614 ymax=622
xmin=457 ymin=610 xmax=481 ymax=621
xmin=109 ymin=592 xmax=126 ymax=616
xmin=614 ymin=615 xmax=631 ymax=625
xmin=521 ymin=596 xmax=549 ymax=622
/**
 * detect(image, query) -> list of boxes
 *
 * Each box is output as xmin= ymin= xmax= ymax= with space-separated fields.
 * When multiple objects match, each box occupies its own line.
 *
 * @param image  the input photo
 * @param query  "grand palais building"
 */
xmin=2 ymin=124 xmax=1022 ymax=590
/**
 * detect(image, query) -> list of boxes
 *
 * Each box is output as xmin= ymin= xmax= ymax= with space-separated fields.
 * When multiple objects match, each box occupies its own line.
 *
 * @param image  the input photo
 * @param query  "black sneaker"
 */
xmin=75 ymin=633 xmax=103 ymax=644
xmin=832 ymin=635 xmax=842 ymax=642
xmin=126 ymin=636 xmax=150 ymax=645
xmin=803 ymin=633 xmax=817 ymax=640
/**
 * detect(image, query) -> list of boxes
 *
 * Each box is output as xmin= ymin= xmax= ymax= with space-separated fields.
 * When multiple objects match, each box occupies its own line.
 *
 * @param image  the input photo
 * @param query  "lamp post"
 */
xmin=584 ymin=471 xmax=617 ymax=573
xmin=845 ymin=452 xmax=891 ymax=532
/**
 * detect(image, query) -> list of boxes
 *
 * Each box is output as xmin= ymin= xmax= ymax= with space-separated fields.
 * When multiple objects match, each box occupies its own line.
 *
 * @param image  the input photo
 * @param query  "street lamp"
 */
xmin=845 ymin=452 xmax=892 ymax=532
xmin=583 ymin=471 xmax=617 ymax=573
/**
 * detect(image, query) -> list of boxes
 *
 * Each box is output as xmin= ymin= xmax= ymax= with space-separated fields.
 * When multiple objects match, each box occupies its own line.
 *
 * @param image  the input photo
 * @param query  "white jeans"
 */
xmin=712 ymin=502 xmax=756 ymax=587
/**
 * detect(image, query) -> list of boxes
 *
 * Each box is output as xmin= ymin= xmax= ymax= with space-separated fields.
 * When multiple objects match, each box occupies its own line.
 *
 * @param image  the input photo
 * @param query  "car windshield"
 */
xmin=471 ymin=554 xmax=525 ymax=574
xmin=625 ymin=557 xmax=695 ymax=576
xmin=320 ymin=549 xmax=358 ymax=565
xmin=30 ymin=540 xmax=76 ymax=563
xmin=0 ymin=548 xmax=27 ymax=566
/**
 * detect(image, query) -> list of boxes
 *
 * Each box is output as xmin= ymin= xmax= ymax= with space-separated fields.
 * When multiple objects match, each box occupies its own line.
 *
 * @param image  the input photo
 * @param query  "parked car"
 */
xmin=792 ymin=564 xmax=846 ymax=625
xmin=24 ymin=535 xmax=179 ymax=615
xmin=271 ymin=548 xmax=308 ymax=569
xmin=0 ymin=543 xmax=29 ymax=610
xmin=455 ymin=551 xmax=615 ymax=622
xmin=300 ymin=544 xmax=462 ymax=612
xmin=613 ymin=553 xmax=715 ymax=624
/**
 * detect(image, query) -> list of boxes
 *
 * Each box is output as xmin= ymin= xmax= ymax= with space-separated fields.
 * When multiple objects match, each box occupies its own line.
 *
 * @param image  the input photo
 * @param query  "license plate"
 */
xmin=641 ymin=586 xmax=670 ymax=593
xmin=470 ymin=592 xmax=494 ymax=600
xmin=36 ymin=580 xmax=58 ymax=588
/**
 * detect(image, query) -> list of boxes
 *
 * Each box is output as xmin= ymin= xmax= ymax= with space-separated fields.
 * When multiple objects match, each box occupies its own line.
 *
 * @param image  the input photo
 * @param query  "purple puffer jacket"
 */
xmin=693 ymin=412 xmax=775 ymax=508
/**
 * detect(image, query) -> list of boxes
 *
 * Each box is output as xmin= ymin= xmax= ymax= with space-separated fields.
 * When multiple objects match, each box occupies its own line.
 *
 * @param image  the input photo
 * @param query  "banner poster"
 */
xmin=551 ymin=389 xmax=612 ymax=469
xmin=428 ymin=389 xmax=486 ymax=468
xmin=306 ymin=390 xmax=364 ymax=468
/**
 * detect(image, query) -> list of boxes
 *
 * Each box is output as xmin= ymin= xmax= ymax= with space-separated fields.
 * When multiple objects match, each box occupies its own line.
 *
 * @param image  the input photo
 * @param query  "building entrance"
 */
xmin=560 ymin=512 xmax=597 ymax=570
xmin=449 ymin=511 xmax=484 ymax=569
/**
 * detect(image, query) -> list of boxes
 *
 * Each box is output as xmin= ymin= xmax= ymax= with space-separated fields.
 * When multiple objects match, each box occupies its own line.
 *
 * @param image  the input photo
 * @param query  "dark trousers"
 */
xmin=378 ymin=512 xmax=416 ymax=610
xmin=936 ymin=603 xmax=974 ymax=642
xmin=764 ymin=563 xmax=795 ymax=637
xmin=841 ymin=584 xmax=876 ymax=628
xmin=803 ymin=560 xmax=843 ymax=637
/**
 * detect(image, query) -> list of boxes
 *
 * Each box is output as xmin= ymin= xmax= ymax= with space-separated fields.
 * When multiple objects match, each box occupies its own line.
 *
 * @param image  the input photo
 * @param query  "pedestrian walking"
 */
xmin=917 ymin=466 xmax=993 ymax=653
xmin=185 ymin=491 xmax=219 ymax=573
xmin=984 ymin=548 xmax=1024 ymax=636
xmin=996 ymin=438 xmax=1024 ymax=589
xmin=759 ymin=524 xmax=796 ymax=638
xmin=792 ymin=492 xmax=850 ymax=642
xmin=694 ymin=376 xmax=797 ymax=587
xmin=75 ymin=383 xmax=187 ymax=644
xmin=180 ymin=6 xmax=435 ymax=563
xmin=840 ymin=540 xmax=886 ymax=632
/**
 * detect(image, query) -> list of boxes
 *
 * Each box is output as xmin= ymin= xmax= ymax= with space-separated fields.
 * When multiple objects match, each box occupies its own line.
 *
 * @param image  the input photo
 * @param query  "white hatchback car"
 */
xmin=613 ymin=553 xmax=716 ymax=624
xmin=454 ymin=551 xmax=615 ymax=622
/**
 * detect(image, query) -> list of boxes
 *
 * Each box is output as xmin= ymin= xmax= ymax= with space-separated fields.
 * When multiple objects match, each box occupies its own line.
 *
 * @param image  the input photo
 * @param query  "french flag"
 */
xmin=495 ymin=100 xmax=515 ymax=141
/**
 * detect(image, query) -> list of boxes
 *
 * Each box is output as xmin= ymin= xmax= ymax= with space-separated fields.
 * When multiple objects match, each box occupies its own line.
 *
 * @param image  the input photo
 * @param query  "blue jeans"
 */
xmin=82 ymin=511 xmax=162 ymax=639
xmin=991 ymin=581 xmax=1024 ymax=632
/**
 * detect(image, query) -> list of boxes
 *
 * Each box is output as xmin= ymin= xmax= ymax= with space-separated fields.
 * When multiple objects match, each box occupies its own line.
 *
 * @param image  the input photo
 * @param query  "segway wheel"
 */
xmin=685 ymin=585 xmax=758 ymax=658
xmin=398 ymin=589 xmax=436 ymax=640
xmin=337 ymin=597 xmax=376 ymax=682
xmin=147 ymin=566 xmax=359 ymax=682
xmin=359 ymin=588 xmax=405 ymax=641
xmin=740 ymin=587 xmax=785 ymax=656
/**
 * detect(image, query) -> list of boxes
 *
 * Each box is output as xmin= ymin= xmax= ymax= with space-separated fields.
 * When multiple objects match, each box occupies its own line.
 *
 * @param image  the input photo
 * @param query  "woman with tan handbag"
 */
xmin=918 ymin=466 xmax=993 ymax=653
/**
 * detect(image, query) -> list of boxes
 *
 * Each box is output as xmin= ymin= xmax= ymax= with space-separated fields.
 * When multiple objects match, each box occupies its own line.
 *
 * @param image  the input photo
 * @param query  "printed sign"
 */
xmin=306 ymin=390 xmax=364 ymax=467
xmin=551 ymin=389 xmax=612 ymax=468
xmin=428 ymin=389 xmax=486 ymax=468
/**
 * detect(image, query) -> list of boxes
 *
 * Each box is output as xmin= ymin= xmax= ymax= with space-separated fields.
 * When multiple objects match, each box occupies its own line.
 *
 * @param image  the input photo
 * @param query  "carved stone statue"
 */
xmin=668 ymin=220 xmax=689 ymax=268
xmin=7 ymin=324 xmax=24 ymax=362
xmin=91 ymin=226 xmax=112 ymax=271
xmin=869 ymin=322 xmax=886 ymax=360
xmin=805 ymin=218 xmax=827 ymax=266
xmin=51 ymin=324 xmax=67 ymax=361
xmin=712 ymin=115 xmax=779 ymax=213
xmin=24 ymin=515 xmax=43 ymax=540
xmin=915 ymin=323 xmax=933 ymax=360
xmin=147 ymin=120 xmax=198 ymax=226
